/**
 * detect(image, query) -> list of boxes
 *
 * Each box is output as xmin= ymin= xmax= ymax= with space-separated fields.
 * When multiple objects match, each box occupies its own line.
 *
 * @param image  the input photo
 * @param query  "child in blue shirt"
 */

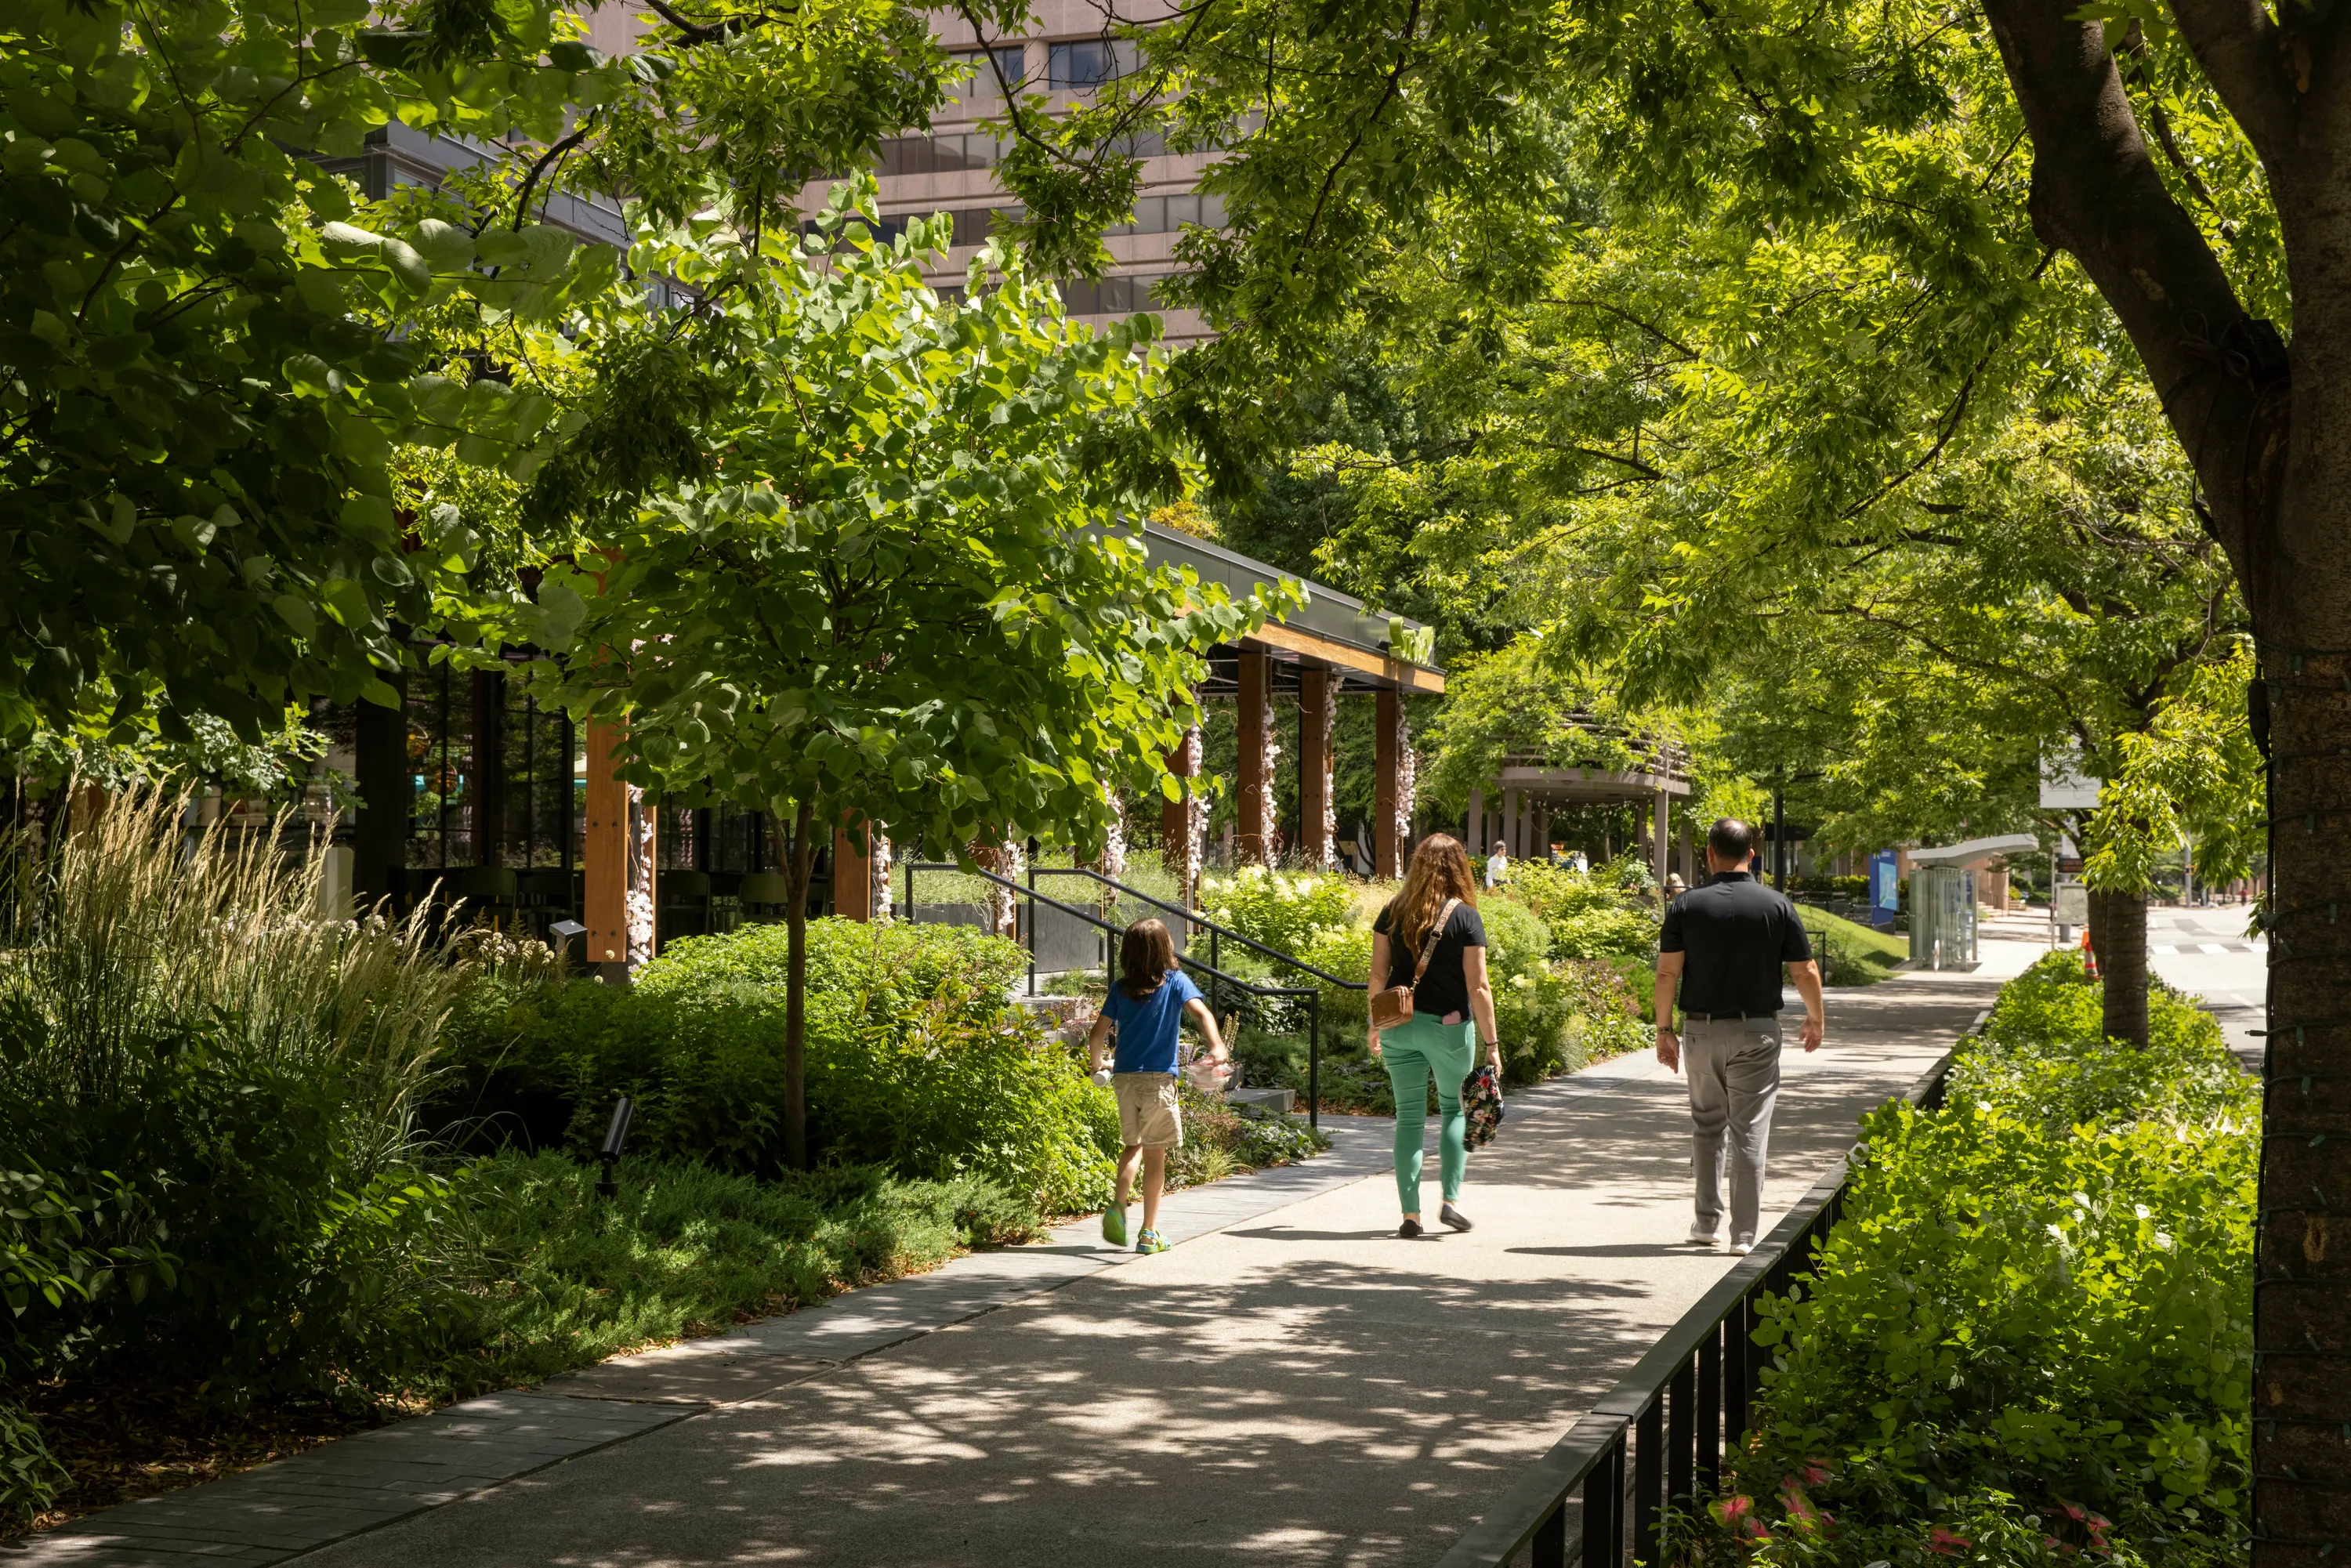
xmin=1085 ymin=918 xmax=1226 ymax=1254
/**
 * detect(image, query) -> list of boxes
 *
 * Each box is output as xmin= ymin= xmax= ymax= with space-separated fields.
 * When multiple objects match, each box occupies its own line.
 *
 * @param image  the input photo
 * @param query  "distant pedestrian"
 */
xmin=1371 ymin=834 xmax=1504 ymax=1238
xmin=1654 ymin=819 xmax=1825 ymax=1255
xmin=1663 ymin=872 xmax=1687 ymax=900
xmin=1571 ymin=849 xmax=1590 ymax=875
xmin=1085 ymin=918 xmax=1227 ymax=1255
xmin=1485 ymin=839 xmax=1509 ymax=889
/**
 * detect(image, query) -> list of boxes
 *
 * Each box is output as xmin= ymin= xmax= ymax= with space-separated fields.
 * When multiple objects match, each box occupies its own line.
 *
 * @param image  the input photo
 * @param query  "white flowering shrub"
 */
xmin=1200 ymin=865 xmax=1359 ymax=956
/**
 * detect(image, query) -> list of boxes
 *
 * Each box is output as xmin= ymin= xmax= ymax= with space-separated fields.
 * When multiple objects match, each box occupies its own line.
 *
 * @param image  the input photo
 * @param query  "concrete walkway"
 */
xmin=24 ymin=960 xmax=2012 ymax=1568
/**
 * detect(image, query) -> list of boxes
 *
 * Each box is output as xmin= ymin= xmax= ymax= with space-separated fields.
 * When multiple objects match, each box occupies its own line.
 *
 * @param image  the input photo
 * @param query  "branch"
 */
xmin=510 ymin=118 xmax=595 ymax=232
xmin=2117 ymin=23 xmax=2219 ymax=213
xmin=1543 ymin=297 xmax=1699 ymax=360
xmin=2162 ymin=0 xmax=2298 ymax=168
xmin=1979 ymin=1 xmax=2279 ymax=579
xmin=1298 ymin=0 xmax=1420 ymax=253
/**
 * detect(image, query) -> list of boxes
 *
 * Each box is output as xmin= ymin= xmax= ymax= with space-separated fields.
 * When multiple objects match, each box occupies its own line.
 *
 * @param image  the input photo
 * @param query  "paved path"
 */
xmin=25 ymin=963 xmax=2005 ymax=1568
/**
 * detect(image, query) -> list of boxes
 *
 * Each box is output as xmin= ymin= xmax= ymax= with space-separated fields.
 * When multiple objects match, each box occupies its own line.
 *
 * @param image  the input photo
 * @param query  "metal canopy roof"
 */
xmin=1141 ymin=523 xmax=1445 ymax=695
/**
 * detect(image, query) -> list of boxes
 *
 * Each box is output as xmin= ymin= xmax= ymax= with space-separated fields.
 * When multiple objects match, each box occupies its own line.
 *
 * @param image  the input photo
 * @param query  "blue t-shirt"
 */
xmin=1101 ymin=969 xmax=1203 ymax=1075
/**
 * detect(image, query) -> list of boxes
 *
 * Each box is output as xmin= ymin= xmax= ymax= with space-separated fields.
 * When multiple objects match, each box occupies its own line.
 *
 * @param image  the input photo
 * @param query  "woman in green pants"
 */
xmin=1369 ymin=834 xmax=1503 ymax=1237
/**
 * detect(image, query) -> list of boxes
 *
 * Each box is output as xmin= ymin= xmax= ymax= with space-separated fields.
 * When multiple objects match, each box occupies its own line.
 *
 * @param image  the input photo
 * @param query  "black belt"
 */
xmin=1683 ymin=1010 xmax=1774 ymax=1022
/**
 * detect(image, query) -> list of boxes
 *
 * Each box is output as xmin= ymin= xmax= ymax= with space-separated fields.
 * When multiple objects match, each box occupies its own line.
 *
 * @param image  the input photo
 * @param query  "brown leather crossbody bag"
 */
xmin=1370 ymin=896 xmax=1461 ymax=1030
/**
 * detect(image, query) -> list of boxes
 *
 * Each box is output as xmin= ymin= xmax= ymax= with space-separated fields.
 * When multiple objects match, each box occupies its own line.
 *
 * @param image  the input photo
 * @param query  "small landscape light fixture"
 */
xmin=596 ymin=1095 xmax=635 ymax=1199
xmin=550 ymin=918 xmax=587 ymax=942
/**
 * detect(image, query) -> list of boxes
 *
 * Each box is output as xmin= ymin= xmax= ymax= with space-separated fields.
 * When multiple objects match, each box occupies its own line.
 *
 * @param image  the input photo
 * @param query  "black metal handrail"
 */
xmin=1435 ymin=1019 xmax=1982 ymax=1567
xmin=1020 ymin=862 xmax=1373 ymax=995
xmin=900 ymin=860 xmax=1331 ymax=1126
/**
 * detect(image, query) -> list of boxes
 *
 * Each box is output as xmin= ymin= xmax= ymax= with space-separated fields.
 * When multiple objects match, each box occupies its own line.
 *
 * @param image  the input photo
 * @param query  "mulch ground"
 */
xmin=1 ymin=1379 xmax=417 ymax=1542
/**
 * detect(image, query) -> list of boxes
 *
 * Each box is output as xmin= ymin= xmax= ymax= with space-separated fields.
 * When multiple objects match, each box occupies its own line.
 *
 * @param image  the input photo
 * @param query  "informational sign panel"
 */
xmin=1869 ymin=849 xmax=1900 ymax=929
xmin=2041 ymin=748 xmax=2103 ymax=810
xmin=2053 ymin=883 xmax=2089 ymax=926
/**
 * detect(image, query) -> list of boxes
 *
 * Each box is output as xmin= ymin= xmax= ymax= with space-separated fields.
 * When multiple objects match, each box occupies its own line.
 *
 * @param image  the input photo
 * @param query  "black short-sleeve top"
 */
xmin=1371 ymin=900 xmax=1487 ymax=1021
xmin=1658 ymin=871 xmax=1813 ymax=1015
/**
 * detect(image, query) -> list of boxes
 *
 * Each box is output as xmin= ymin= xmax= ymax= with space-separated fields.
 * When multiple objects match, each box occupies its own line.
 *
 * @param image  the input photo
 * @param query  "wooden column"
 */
xmin=1534 ymin=805 xmax=1550 ymax=861
xmin=1161 ymin=723 xmax=1201 ymax=906
xmin=833 ymin=821 xmax=872 ymax=921
xmin=1654 ymin=791 xmax=1672 ymax=889
xmin=1299 ymin=665 xmax=1334 ymax=870
xmin=1237 ymin=649 xmax=1271 ymax=865
xmin=1502 ymin=786 xmax=1521 ymax=860
xmin=1467 ymin=784 xmax=1483 ymax=856
xmin=1679 ymin=817 xmax=1694 ymax=884
xmin=1375 ymin=687 xmax=1402 ymax=878
xmin=583 ymin=719 xmax=654 ymax=981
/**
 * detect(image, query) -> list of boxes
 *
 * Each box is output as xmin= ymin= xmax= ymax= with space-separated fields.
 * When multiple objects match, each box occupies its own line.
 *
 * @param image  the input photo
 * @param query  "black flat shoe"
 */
xmin=1397 ymin=1218 xmax=1424 ymax=1238
xmin=1440 ymin=1204 xmax=1473 ymax=1233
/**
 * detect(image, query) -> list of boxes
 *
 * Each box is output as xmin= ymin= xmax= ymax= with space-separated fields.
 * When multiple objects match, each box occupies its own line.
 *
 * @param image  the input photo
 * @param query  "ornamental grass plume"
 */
xmin=3 ymin=785 xmax=467 ymax=1162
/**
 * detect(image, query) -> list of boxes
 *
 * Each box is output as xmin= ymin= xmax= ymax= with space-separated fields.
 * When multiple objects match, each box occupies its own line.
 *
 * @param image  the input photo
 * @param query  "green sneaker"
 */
xmin=1136 ymin=1228 xmax=1170 ymax=1255
xmin=1101 ymin=1205 xmax=1128 ymax=1247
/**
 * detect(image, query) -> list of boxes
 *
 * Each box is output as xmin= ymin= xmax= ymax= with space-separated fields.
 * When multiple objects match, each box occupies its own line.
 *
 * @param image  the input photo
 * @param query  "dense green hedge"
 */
xmin=1703 ymin=952 xmax=2251 ymax=1566
xmin=437 ymin=919 xmax=1122 ymax=1214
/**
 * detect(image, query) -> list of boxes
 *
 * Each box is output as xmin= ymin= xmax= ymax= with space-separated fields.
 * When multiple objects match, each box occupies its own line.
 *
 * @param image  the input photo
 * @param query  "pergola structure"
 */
xmin=1148 ymin=526 xmax=1444 ymax=882
xmin=571 ymin=523 xmax=1444 ymax=971
xmin=1469 ymin=737 xmax=1694 ymax=887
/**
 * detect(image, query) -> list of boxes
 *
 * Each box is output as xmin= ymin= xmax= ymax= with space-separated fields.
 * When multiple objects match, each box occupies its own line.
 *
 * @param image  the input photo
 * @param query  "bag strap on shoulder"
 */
xmin=1411 ymin=897 xmax=1462 ymax=985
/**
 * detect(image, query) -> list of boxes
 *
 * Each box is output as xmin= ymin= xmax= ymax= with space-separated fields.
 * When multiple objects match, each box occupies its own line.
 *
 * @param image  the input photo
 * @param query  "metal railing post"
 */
xmin=1634 ymin=1396 xmax=1662 ymax=1566
xmin=1026 ymin=859 xmax=1037 ymax=996
xmin=1308 ymin=989 xmax=1320 ymax=1128
xmin=1531 ymin=1503 xmax=1567 ymax=1568
xmin=1668 ymin=1355 xmax=1695 ymax=1512
xmin=1697 ymin=1322 xmax=1722 ymax=1497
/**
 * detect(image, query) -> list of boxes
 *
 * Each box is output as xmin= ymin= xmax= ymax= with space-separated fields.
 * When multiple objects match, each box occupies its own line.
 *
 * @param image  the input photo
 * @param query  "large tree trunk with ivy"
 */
xmin=2085 ymin=886 xmax=2150 ymax=1048
xmin=1980 ymin=6 xmax=2347 ymax=1558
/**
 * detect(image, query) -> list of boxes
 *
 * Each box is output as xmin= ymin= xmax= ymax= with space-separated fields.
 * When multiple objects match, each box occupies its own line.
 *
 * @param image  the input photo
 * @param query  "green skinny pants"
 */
xmin=1379 ymin=1012 xmax=1476 ymax=1214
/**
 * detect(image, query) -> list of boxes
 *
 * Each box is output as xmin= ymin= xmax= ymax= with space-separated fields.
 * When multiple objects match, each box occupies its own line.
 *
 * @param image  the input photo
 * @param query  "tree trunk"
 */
xmin=1970 ymin=9 xmax=2351 ymax=1555
xmin=2085 ymin=885 xmax=2149 ymax=1047
xmin=783 ymin=796 xmax=817 ymax=1171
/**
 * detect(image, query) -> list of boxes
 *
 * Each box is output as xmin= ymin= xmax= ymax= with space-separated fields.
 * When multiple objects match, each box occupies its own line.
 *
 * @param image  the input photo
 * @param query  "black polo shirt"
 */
xmin=1659 ymin=872 xmax=1813 ymax=1016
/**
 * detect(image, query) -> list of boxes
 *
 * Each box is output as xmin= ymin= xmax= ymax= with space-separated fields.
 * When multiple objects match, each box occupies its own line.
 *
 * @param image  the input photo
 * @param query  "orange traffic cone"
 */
xmin=2081 ymin=929 xmax=2098 ymax=979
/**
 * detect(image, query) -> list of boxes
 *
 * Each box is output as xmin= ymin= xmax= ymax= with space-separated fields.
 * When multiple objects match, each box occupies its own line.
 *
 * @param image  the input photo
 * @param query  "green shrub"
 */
xmin=437 ymin=919 xmax=1120 ymax=1214
xmin=1505 ymin=864 xmax=1658 ymax=959
xmin=1704 ymin=951 xmax=2251 ymax=1566
xmin=0 ymin=791 xmax=476 ymax=1407
xmin=0 ymin=1398 xmax=65 ymax=1520
xmin=1199 ymin=865 xmax=1358 ymax=955
xmin=439 ymin=1152 xmax=1039 ymax=1394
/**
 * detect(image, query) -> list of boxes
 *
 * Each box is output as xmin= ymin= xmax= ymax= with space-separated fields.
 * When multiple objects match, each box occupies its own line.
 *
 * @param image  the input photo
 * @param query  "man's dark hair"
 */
xmin=1708 ymin=818 xmax=1756 ymax=861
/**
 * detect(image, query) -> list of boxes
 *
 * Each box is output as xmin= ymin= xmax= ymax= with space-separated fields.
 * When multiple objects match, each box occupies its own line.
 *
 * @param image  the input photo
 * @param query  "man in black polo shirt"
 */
xmin=1654 ymin=818 xmax=1826 ymax=1254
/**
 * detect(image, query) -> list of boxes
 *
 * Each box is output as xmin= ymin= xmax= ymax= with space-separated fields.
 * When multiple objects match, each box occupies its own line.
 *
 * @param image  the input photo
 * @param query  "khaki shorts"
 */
xmin=1113 ymin=1073 xmax=1183 ymax=1150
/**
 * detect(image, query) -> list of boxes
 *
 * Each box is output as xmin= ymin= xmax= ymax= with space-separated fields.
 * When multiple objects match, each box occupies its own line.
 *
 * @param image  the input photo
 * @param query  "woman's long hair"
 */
xmin=1382 ymin=834 xmax=1479 ymax=957
xmin=1118 ymin=918 xmax=1178 ymax=1001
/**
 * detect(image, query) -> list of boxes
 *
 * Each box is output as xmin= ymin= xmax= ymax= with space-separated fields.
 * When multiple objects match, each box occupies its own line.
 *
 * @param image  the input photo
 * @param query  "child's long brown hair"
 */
xmin=1118 ymin=918 xmax=1178 ymax=1001
xmin=1382 ymin=834 xmax=1479 ymax=956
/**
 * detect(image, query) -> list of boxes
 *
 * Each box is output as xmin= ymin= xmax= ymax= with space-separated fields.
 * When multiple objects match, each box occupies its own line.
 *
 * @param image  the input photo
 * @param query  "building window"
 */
xmin=1048 ymin=39 xmax=1135 ymax=90
xmin=1103 ymin=192 xmax=1226 ymax=237
xmin=877 ymin=132 xmax=1006 ymax=176
xmin=1060 ymin=272 xmax=1179 ymax=315
xmin=955 ymin=45 xmax=1025 ymax=91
